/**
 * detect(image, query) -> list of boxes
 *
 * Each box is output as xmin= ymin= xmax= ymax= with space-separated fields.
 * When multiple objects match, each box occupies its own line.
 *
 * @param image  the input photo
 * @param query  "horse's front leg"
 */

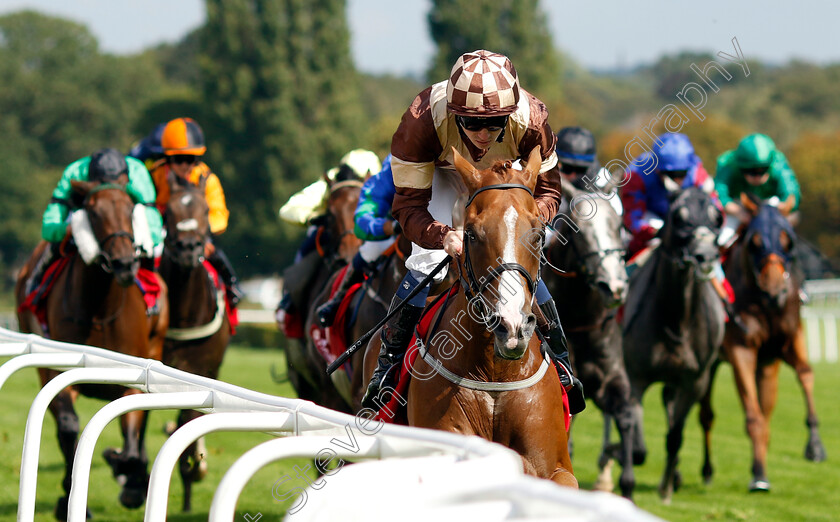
xmin=699 ymin=359 xmax=720 ymax=484
xmin=594 ymin=413 xmax=615 ymax=492
xmin=41 ymin=370 xmax=84 ymax=521
xmin=726 ymin=342 xmax=771 ymax=491
xmin=658 ymin=383 xmax=703 ymax=504
xmin=177 ymin=408 xmax=206 ymax=512
xmin=103 ymin=388 xmax=150 ymax=509
xmin=786 ymin=325 xmax=827 ymax=462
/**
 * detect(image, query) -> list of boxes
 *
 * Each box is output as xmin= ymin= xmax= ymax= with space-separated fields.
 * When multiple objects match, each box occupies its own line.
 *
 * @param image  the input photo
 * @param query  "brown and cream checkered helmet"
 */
xmin=446 ymin=50 xmax=520 ymax=116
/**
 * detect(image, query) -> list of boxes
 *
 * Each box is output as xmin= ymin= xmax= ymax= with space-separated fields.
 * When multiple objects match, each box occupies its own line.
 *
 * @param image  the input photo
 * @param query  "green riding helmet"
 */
xmin=735 ymin=133 xmax=777 ymax=170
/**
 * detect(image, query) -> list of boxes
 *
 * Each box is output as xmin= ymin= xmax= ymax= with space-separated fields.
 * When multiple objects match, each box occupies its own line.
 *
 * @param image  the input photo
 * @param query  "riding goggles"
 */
xmin=560 ymin=163 xmax=589 ymax=176
xmin=170 ymin=155 xmax=199 ymax=165
xmin=456 ymin=115 xmax=509 ymax=132
xmin=742 ymin=166 xmax=769 ymax=177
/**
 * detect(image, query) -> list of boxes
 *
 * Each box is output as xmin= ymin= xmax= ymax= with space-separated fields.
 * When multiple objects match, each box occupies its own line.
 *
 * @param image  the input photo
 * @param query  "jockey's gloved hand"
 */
xmin=309 ymin=214 xmax=329 ymax=227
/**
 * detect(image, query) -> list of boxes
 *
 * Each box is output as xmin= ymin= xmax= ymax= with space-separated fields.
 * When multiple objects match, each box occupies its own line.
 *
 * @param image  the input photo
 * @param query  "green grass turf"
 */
xmin=0 ymin=344 xmax=306 ymax=521
xmin=0 ymin=344 xmax=838 ymax=521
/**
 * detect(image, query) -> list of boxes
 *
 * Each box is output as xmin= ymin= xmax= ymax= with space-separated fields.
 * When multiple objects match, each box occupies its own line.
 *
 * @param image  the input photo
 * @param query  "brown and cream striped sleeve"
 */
xmin=518 ymin=92 xmax=561 ymax=224
xmin=390 ymin=87 xmax=450 ymax=250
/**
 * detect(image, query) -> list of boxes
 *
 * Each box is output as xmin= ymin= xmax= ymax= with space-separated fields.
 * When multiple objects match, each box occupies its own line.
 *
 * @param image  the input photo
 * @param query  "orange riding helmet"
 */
xmin=161 ymin=117 xmax=207 ymax=156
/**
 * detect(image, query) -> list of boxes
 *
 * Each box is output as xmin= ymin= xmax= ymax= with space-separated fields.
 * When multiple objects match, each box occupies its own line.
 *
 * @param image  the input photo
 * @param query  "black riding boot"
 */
xmin=25 ymin=242 xmax=59 ymax=297
xmin=207 ymin=247 xmax=244 ymax=307
xmin=317 ymin=266 xmax=365 ymax=327
xmin=538 ymin=298 xmax=586 ymax=415
xmin=361 ymin=297 xmax=424 ymax=410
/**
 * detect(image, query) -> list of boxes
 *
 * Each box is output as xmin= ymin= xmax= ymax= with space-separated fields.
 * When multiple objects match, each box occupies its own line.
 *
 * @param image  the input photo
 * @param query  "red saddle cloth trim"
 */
xmin=135 ymin=268 xmax=161 ymax=311
xmin=374 ymin=283 xmax=460 ymax=425
xmin=313 ymin=266 xmax=364 ymax=367
xmin=18 ymin=257 xmax=71 ymax=331
xmin=201 ymin=259 xmax=238 ymax=334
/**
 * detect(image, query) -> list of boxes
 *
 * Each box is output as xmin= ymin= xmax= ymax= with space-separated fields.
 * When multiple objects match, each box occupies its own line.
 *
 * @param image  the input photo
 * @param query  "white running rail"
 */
xmin=0 ymin=327 xmax=658 ymax=522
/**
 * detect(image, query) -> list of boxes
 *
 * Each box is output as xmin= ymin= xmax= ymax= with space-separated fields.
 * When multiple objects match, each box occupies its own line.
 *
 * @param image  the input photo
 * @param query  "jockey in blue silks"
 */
xmin=317 ymin=155 xmax=400 ymax=327
xmin=621 ymin=132 xmax=717 ymax=257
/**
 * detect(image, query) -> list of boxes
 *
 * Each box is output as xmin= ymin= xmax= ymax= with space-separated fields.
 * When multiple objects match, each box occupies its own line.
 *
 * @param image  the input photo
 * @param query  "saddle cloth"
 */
xmin=18 ymin=257 xmax=164 ymax=336
xmin=201 ymin=259 xmax=239 ymax=335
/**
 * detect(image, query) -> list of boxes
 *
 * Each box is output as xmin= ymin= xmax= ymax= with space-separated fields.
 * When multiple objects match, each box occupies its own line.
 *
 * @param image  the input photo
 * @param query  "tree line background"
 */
xmin=1 ymin=0 xmax=838 ymax=289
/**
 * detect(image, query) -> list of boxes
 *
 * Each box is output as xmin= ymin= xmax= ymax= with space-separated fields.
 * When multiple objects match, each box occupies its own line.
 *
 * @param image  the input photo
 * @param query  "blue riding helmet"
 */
xmin=129 ymin=123 xmax=166 ymax=161
xmin=652 ymin=133 xmax=695 ymax=172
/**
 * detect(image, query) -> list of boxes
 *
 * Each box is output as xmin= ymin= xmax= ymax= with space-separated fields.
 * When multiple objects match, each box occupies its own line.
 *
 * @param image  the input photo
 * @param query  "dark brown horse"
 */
xmin=285 ymin=180 xmax=363 ymax=405
xmin=543 ymin=183 xmax=633 ymax=496
xmin=622 ymin=186 xmax=725 ymax=503
xmin=365 ymin=147 xmax=577 ymax=488
xmin=700 ymin=193 xmax=826 ymax=492
xmin=158 ymin=182 xmax=231 ymax=511
xmin=312 ymin=234 xmax=412 ymax=412
xmin=15 ymin=177 xmax=168 ymax=518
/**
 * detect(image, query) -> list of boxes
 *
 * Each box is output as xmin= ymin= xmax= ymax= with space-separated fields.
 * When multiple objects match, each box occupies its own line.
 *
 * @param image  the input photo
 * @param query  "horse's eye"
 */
xmin=780 ymin=231 xmax=793 ymax=252
xmin=465 ymin=229 xmax=477 ymax=242
xmin=750 ymin=234 xmax=763 ymax=250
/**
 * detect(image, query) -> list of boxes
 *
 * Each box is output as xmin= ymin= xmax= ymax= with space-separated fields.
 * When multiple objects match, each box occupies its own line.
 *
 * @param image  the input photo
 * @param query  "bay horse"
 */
xmin=15 ymin=177 xmax=168 ymax=519
xmin=284 ymin=179 xmax=363 ymax=404
xmin=700 ymin=193 xmax=826 ymax=492
xmin=158 ymin=181 xmax=231 ymax=511
xmin=543 ymin=183 xmax=633 ymax=496
xmin=307 ymin=234 xmax=412 ymax=412
xmin=365 ymin=147 xmax=577 ymax=488
xmin=622 ymin=186 xmax=725 ymax=503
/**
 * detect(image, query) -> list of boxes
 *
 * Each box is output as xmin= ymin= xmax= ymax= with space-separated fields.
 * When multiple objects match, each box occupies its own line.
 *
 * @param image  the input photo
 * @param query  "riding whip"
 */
xmin=326 ymin=255 xmax=452 ymax=375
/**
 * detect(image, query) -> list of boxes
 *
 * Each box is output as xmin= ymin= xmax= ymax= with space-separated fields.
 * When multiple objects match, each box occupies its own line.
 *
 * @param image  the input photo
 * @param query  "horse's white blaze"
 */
xmin=590 ymin=207 xmax=625 ymax=295
xmin=497 ymin=206 xmax=526 ymax=345
xmin=176 ymin=218 xmax=199 ymax=232
xmin=180 ymin=193 xmax=193 ymax=206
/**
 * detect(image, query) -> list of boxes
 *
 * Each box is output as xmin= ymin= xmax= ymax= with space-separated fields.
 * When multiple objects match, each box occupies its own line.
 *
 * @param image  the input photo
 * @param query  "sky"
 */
xmin=1 ymin=0 xmax=838 ymax=75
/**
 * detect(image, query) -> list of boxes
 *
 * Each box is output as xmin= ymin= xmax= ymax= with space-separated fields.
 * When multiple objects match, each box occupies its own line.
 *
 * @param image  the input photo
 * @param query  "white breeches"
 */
xmin=404 ymin=168 xmax=466 ymax=282
xmin=359 ymin=237 xmax=396 ymax=264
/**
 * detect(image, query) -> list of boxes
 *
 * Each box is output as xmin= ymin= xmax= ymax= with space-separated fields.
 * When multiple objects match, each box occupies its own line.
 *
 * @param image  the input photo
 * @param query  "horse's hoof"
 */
xmin=54 ymin=496 xmax=68 ymax=521
xmin=54 ymin=497 xmax=92 ymax=520
xmin=163 ymin=420 xmax=178 ymax=436
xmin=119 ymin=487 xmax=147 ymax=509
xmin=702 ymin=463 xmax=714 ymax=485
xmin=805 ymin=441 xmax=827 ymax=462
xmin=748 ymin=479 xmax=771 ymax=492
xmin=632 ymin=449 xmax=647 ymax=466
xmin=194 ymin=459 xmax=209 ymax=481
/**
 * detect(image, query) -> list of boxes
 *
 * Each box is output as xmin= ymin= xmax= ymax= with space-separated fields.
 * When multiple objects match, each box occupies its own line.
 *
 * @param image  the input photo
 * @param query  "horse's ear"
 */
xmin=521 ymin=146 xmax=541 ymax=190
xmin=740 ymin=192 xmax=759 ymax=216
xmin=777 ymin=194 xmax=795 ymax=216
xmin=71 ymin=179 xmax=95 ymax=198
xmin=452 ymin=147 xmax=481 ymax=193
xmin=662 ymin=174 xmax=681 ymax=196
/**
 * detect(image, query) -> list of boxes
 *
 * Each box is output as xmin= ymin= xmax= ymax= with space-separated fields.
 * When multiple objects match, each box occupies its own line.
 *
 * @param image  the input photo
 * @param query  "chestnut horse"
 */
xmin=15 ymin=177 xmax=168 ymax=518
xmin=158 ymin=182 xmax=231 ymax=512
xmin=543 ymin=183 xmax=632 ymax=496
xmin=365 ymin=147 xmax=577 ymax=488
xmin=622 ymin=186 xmax=725 ymax=503
xmin=700 ymin=193 xmax=826 ymax=492
xmin=285 ymin=180 xmax=363 ymax=404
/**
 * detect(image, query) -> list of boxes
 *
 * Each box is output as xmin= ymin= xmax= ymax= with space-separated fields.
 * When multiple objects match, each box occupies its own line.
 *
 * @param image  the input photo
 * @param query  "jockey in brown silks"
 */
xmin=361 ymin=50 xmax=586 ymax=415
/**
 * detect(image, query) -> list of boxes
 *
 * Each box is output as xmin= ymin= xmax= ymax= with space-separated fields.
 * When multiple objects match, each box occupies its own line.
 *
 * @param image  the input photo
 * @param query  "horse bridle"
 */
xmin=460 ymin=184 xmax=538 ymax=308
xmin=85 ymin=183 xmax=138 ymax=274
